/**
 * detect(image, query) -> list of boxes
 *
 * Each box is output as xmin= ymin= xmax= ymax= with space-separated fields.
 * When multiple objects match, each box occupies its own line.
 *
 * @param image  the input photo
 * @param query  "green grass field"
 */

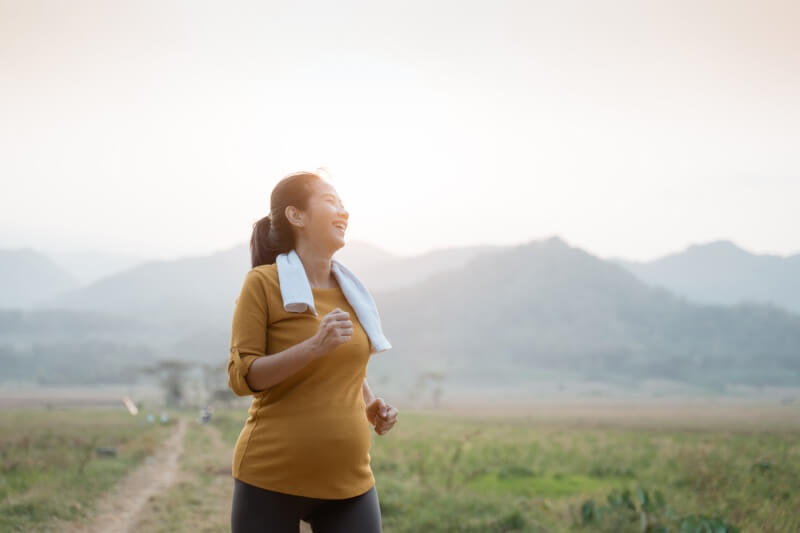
xmin=354 ymin=408 xmax=800 ymax=532
xmin=2 ymin=403 xmax=798 ymax=532
xmin=0 ymin=406 xmax=175 ymax=532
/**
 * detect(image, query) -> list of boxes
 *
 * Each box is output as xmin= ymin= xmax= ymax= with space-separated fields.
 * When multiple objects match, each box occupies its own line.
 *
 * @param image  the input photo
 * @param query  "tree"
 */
xmin=140 ymin=359 xmax=192 ymax=407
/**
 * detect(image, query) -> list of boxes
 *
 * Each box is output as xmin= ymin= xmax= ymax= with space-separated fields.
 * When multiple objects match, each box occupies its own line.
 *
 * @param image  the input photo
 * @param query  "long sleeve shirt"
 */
xmin=227 ymin=263 xmax=376 ymax=499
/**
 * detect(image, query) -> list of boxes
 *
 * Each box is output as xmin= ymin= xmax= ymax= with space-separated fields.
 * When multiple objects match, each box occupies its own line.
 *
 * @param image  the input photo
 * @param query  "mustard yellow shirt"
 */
xmin=227 ymin=263 xmax=376 ymax=499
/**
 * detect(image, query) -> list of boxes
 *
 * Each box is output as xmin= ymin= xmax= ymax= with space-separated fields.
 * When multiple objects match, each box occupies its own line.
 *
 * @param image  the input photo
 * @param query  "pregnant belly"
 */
xmin=244 ymin=405 xmax=373 ymax=481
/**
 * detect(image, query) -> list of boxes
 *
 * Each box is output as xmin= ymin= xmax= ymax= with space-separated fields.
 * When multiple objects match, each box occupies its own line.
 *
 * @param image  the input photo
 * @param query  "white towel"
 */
xmin=275 ymin=249 xmax=392 ymax=354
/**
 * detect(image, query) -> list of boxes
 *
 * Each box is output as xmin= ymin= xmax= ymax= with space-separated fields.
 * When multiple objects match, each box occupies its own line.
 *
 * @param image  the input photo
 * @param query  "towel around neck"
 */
xmin=275 ymin=249 xmax=392 ymax=354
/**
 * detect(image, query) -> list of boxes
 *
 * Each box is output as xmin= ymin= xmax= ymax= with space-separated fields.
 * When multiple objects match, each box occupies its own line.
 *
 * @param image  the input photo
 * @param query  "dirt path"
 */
xmin=53 ymin=416 xmax=188 ymax=533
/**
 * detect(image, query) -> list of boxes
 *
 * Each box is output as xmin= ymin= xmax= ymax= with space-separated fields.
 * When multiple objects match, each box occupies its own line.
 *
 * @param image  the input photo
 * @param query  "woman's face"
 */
xmin=299 ymin=179 xmax=349 ymax=251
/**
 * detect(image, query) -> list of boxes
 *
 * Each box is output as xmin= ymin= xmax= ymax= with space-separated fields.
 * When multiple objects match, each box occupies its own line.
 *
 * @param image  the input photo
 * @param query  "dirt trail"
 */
xmin=53 ymin=416 xmax=188 ymax=533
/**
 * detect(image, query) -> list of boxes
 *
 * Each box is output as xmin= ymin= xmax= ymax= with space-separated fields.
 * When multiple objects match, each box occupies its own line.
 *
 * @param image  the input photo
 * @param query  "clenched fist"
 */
xmin=309 ymin=307 xmax=353 ymax=358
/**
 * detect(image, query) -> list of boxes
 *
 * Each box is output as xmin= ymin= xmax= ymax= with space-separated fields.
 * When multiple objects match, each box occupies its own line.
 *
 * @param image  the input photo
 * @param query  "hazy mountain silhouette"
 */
xmin=369 ymin=236 xmax=800 ymax=390
xmin=354 ymin=244 xmax=505 ymax=292
xmin=36 ymin=243 xmax=251 ymax=328
xmin=3 ymin=236 xmax=799 ymax=390
xmin=49 ymin=249 xmax=151 ymax=286
xmin=0 ymin=248 xmax=80 ymax=309
xmin=332 ymin=240 xmax=399 ymax=273
xmin=30 ymin=239 xmax=496 ymax=326
xmin=613 ymin=240 xmax=800 ymax=313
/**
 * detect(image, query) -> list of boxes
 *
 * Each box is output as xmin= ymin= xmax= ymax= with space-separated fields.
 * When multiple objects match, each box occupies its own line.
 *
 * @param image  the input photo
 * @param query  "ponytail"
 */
xmin=250 ymin=214 xmax=275 ymax=268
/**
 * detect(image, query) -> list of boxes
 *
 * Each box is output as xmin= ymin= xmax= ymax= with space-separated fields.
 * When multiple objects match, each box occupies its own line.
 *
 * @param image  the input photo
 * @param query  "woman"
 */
xmin=228 ymin=170 xmax=399 ymax=533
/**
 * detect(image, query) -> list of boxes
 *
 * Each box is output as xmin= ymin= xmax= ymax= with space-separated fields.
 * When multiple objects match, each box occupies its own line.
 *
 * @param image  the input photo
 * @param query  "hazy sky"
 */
xmin=2 ymin=0 xmax=798 ymax=262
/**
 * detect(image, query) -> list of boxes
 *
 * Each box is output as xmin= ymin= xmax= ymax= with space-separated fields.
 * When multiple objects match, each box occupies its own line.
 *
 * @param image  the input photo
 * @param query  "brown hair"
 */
xmin=250 ymin=171 xmax=322 ymax=268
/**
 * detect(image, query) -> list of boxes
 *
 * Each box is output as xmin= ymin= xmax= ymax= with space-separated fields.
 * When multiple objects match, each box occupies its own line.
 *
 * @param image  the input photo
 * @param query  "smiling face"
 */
xmin=287 ymin=178 xmax=349 ymax=253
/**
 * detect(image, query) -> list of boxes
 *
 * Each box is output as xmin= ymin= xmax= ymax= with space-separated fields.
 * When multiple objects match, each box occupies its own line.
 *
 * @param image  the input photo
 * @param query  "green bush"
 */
xmin=579 ymin=486 xmax=739 ymax=532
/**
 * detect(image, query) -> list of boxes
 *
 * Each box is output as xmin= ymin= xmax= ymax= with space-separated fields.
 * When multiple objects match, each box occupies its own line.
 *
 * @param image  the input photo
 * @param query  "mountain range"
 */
xmin=1 ymin=237 xmax=798 ymax=393
xmin=611 ymin=240 xmax=800 ymax=313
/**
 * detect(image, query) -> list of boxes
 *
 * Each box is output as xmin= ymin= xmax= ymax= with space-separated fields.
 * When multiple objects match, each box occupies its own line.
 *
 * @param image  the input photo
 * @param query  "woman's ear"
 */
xmin=285 ymin=205 xmax=304 ymax=228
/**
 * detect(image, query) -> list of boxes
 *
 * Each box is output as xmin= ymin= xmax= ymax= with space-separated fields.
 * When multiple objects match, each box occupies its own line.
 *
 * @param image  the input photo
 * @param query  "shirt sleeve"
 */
xmin=227 ymin=269 xmax=269 ymax=396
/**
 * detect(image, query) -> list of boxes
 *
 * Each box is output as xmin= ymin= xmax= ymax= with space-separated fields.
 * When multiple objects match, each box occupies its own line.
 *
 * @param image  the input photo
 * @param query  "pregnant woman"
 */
xmin=227 ymin=170 xmax=398 ymax=532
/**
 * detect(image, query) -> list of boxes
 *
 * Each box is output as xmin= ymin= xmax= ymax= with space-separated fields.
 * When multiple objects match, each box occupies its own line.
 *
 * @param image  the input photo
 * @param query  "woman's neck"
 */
xmin=294 ymin=243 xmax=336 ymax=288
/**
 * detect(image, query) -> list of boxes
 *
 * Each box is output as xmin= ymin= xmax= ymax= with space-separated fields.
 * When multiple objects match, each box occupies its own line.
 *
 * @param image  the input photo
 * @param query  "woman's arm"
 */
xmin=362 ymin=377 xmax=376 ymax=406
xmin=228 ymin=269 xmax=323 ymax=396
xmin=363 ymin=378 xmax=399 ymax=435
xmin=245 ymin=337 xmax=322 ymax=392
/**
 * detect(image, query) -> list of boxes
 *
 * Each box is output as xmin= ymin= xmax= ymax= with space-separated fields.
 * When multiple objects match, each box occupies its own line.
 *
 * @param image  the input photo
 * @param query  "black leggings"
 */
xmin=231 ymin=478 xmax=382 ymax=533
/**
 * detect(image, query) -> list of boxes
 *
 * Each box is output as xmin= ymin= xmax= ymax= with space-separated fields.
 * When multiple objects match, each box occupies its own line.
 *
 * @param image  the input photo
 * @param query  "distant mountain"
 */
xmin=332 ymin=240 xmax=399 ymax=274
xmin=49 ymin=249 xmax=151 ymax=285
xmin=0 ymin=308 xmax=163 ymax=385
xmin=612 ymin=240 xmax=800 ymax=313
xmin=6 ymin=236 xmax=799 ymax=390
xmin=0 ymin=248 xmax=80 ymax=309
xmin=33 ymin=239 xmax=498 ymax=326
xmin=354 ymin=244 xmax=505 ymax=293
xmin=368 ymin=236 xmax=800 ymax=390
xmin=12 ymin=239 xmax=515 ymax=381
xmin=38 ymin=242 xmax=252 ymax=328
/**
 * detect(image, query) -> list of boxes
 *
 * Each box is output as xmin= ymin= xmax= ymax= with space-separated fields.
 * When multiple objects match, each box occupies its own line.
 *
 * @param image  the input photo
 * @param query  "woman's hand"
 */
xmin=365 ymin=397 xmax=398 ymax=435
xmin=309 ymin=308 xmax=352 ymax=358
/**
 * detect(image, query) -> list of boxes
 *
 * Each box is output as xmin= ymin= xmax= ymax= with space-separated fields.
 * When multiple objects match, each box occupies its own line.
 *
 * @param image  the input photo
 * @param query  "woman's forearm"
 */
xmin=245 ymin=337 xmax=321 ymax=392
xmin=362 ymin=377 xmax=377 ymax=405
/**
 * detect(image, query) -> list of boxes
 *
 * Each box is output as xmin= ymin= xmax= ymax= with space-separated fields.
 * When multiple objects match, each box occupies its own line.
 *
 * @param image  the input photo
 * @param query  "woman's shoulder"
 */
xmin=240 ymin=263 xmax=280 ymax=296
xmin=252 ymin=263 xmax=278 ymax=281
xmin=252 ymin=262 xmax=277 ymax=276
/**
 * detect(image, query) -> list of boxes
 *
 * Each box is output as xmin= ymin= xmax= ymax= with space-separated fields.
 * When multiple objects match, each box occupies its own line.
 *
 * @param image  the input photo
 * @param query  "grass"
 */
xmin=349 ymin=410 xmax=800 ymax=532
xmin=2 ymin=403 xmax=799 ymax=532
xmin=207 ymin=406 xmax=800 ymax=532
xmin=0 ymin=406 xmax=174 ymax=532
